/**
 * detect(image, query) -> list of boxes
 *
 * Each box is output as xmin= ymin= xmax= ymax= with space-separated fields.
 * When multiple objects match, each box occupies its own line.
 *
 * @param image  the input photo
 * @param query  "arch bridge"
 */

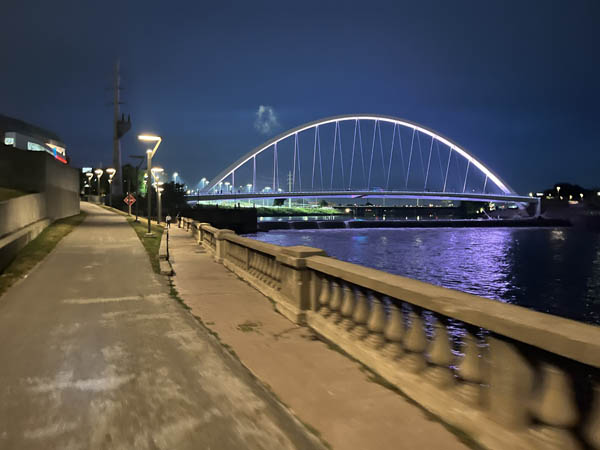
xmin=191 ymin=114 xmax=535 ymax=207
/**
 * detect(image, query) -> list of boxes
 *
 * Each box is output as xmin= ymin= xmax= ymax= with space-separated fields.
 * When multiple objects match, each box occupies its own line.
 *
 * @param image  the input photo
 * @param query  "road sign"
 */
xmin=123 ymin=194 xmax=136 ymax=206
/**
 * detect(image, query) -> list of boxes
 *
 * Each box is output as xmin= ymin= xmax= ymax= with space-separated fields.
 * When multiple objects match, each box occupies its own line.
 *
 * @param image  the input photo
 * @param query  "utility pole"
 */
xmin=113 ymin=61 xmax=131 ymax=196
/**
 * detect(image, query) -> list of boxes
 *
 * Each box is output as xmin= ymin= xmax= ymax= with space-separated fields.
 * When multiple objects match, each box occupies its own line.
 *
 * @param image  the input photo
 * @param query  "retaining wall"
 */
xmin=0 ymin=146 xmax=79 ymax=219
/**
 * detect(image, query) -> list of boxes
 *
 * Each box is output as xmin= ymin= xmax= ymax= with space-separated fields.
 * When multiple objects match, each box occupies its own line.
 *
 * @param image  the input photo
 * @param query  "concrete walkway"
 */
xmin=0 ymin=203 xmax=323 ymax=449
xmin=169 ymin=225 xmax=470 ymax=450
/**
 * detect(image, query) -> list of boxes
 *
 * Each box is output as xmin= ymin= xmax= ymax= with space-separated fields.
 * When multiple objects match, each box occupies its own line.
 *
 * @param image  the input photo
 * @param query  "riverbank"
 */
xmin=258 ymin=217 xmax=570 ymax=231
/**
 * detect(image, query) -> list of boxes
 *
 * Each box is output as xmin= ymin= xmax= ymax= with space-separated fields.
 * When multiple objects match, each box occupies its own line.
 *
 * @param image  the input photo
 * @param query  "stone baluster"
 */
xmin=584 ymin=382 xmax=600 ymax=450
xmin=266 ymin=257 xmax=275 ymax=286
xmin=328 ymin=280 xmax=343 ymax=323
xmin=273 ymin=260 xmax=281 ymax=289
xmin=425 ymin=317 xmax=454 ymax=387
xmin=339 ymin=284 xmax=356 ymax=330
xmin=456 ymin=329 xmax=483 ymax=406
xmin=351 ymin=289 xmax=370 ymax=340
xmin=365 ymin=293 xmax=386 ymax=348
xmin=403 ymin=307 xmax=428 ymax=373
xmin=249 ymin=251 xmax=257 ymax=275
xmin=258 ymin=254 xmax=267 ymax=281
xmin=530 ymin=363 xmax=580 ymax=450
xmin=382 ymin=302 xmax=405 ymax=360
xmin=318 ymin=275 xmax=331 ymax=317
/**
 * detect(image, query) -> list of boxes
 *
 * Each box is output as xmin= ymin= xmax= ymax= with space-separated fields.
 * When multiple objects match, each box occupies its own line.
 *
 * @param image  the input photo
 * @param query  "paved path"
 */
xmin=0 ymin=203 xmax=323 ymax=450
xmin=169 ymin=224 xmax=470 ymax=450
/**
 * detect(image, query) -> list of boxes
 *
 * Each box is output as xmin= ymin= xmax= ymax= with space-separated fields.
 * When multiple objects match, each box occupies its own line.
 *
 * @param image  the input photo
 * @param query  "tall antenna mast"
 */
xmin=113 ymin=60 xmax=131 ymax=196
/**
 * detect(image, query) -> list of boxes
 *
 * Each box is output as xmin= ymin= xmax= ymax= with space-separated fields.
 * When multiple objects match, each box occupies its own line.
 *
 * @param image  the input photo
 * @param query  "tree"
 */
xmin=161 ymin=182 xmax=188 ymax=215
xmin=273 ymin=198 xmax=285 ymax=207
xmin=319 ymin=199 xmax=329 ymax=207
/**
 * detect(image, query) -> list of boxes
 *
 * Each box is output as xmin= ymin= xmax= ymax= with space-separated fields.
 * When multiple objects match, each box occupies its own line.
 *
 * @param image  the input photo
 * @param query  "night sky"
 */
xmin=1 ymin=0 xmax=598 ymax=193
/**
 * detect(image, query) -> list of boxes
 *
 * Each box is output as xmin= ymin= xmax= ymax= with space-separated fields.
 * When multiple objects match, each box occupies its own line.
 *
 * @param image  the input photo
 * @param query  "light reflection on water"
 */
xmin=247 ymin=228 xmax=600 ymax=324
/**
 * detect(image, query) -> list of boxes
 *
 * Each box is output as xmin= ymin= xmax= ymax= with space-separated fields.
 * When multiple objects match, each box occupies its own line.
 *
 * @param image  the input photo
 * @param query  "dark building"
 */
xmin=0 ymin=114 xmax=67 ymax=164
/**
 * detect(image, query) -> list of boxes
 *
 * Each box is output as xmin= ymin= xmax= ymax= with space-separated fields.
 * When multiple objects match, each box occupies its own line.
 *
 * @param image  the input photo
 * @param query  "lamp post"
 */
xmin=152 ymin=167 xmax=164 ymax=224
xmin=94 ymin=169 xmax=103 ymax=202
xmin=85 ymin=172 xmax=93 ymax=199
xmin=106 ymin=168 xmax=116 ymax=206
xmin=128 ymin=154 xmax=146 ymax=221
xmin=173 ymin=172 xmax=178 ymax=184
xmin=138 ymin=134 xmax=162 ymax=236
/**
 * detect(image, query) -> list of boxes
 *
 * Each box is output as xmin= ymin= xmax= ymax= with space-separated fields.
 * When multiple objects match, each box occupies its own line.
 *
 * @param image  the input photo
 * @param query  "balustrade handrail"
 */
xmin=185 ymin=218 xmax=600 ymax=449
xmin=306 ymin=255 xmax=600 ymax=367
xmin=225 ymin=233 xmax=281 ymax=257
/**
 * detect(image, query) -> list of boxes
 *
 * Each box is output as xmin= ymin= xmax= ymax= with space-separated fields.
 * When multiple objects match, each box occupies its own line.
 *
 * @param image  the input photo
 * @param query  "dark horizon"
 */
xmin=1 ymin=0 xmax=598 ymax=194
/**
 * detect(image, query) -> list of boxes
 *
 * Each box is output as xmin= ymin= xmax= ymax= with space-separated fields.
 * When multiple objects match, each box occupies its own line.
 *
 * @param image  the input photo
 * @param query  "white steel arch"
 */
xmin=204 ymin=114 xmax=516 ymax=195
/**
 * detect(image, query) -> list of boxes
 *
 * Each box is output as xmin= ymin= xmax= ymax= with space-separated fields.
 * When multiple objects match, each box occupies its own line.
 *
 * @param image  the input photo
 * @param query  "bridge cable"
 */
xmin=416 ymin=131 xmax=426 ymax=180
xmin=317 ymin=126 xmax=324 ymax=190
xmin=405 ymin=128 xmax=416 ymax=188
xmin=312 ymin=127 xmax=317 ymax=190
xmin=357 ymin=120 xmax=366 ymax=188
xmin=378 ymin=121 xmax=386 ymax=185
xmin=462 ymin=160 xmax=470 ymax=193
xmin=397 ymin=126 xmax=406 ymax=187
xmin=296 ymin=132 xmax=302 ymax=191
xmin=292 ymin=133 xmax=297 ymax=191
xmin=443 ymin=147 xmax=453 ymax=192
xmin=435 ymin=140 xmax=445 ymax=185
xmin=338 ymin=122 xmax=345 ymax=188
xmin=273 ymin=143 xmax=277 ymax=191
xmin=349 ymin=119 xmax=358 ymax=189
xmin=386 ymin=123 xmax=396 ymax=190
xmin=330 ymin=121 xmax=338 ymax=189
xmin=424 ymin=135 xmax=434 ymax=191
xmin=368 ymin=120 xmax=377 ymax=189
xmin=253 ymin=156 xmax=256 ymax=193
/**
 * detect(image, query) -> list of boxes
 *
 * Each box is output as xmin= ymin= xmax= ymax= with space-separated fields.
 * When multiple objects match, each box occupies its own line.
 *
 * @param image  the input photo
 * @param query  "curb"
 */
xmin=158 ymin=227 xmax=174 ymax=276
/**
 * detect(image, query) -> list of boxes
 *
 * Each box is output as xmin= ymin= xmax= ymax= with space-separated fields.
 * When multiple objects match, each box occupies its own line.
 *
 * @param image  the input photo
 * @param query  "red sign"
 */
xmin=123 ymin=194 xmax=136 ymax=206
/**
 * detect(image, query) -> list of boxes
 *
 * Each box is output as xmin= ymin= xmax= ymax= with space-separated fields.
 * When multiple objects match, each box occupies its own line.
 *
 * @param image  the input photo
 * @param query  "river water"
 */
xmin=247 ymin=227 xmax=600 ymax=324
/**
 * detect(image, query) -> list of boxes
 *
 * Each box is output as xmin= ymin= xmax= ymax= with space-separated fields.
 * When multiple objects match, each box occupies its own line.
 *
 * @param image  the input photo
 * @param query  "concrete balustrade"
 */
xmin=178 ymin=220 xmax=600 ymax=450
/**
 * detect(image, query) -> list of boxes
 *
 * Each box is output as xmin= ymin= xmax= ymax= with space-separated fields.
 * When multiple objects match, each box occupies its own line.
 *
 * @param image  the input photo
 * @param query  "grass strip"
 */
xmin=126 ymin=217 xmax=164 ymax=274
xmin=0 ymin=212 xmax=87 ymax=296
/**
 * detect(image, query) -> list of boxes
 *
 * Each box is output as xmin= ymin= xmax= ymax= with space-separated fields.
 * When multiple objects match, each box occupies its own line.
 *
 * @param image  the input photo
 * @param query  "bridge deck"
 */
xmin=189 ymin=190 xmax=535 ymax=203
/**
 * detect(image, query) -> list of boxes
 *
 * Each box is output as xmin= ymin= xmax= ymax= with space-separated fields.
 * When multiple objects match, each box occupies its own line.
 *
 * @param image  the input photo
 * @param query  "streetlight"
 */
xmin=152 ymin=167 xmax=164 ymax=224
xmin=106 ymin=168 xmax=116 ymax=206
xmin=94 ymin=169 xmax=103 ymax=202
xmin=173 ymin=172 xmax=178 ymax=184
xmin=85 ymin=172 xmax=93 ymax=199
xmin=138 ymin=134 xmax=162 ymax=236
xmin=247 ymin=183 xmax=253 ymax=193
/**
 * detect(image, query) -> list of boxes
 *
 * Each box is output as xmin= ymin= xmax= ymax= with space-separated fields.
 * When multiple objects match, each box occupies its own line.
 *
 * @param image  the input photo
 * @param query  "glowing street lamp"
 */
xmin=94 ymin=169 xmax=103 ymax=200
xmin=173 ymin=171 xmax=178 ymax=184
xmin=152 ymin=167 xmax=164 ymax=223
xmin=106 ymin=168 xmax=116 ymax=206
xmin=138 ymin=134 xmax=162 ymax=236
xmin=85 ymin=172 xmax=93 ymax=199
